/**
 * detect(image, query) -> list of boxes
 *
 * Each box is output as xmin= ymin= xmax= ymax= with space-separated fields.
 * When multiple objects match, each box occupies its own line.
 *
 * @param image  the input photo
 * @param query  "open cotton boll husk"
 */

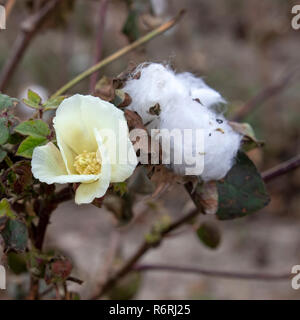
xmin=123 ymin=63 xmax=242 ymax=181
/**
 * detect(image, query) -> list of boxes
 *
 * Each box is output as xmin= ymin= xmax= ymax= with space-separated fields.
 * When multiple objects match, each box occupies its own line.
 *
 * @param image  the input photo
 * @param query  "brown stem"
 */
xmin=34 ymin=187 xmax=72 ymax=250
xmin=5 ymin=0 xmax=16 ymax=19
xmin=0 ymin=0 xmax=63 ymax=92
xmin=34 ymin=203 xmax=54 ymax=251
xmin=66 ymin=276 xmax=84 ymax=285
xmin=53 ymin=185 xmax=73 ymax=204
xmin=89 ymin=0 xmax=109 ymax=93
xmin=262 ymin=154 xmax=300 ymax=183
xmin=27 ymin=277 xmax=39 ymax=300
xmin=232 ymin=70 xmax=297 ymax=122
xmin=28 ymin=199 xmax=55 ymax=299
xmin=91 ymin=208 xmax=200 ymax=299
xmin=28 ymin=186 xmax=72 ymax=299
xmin=134 ymin=264 xmax=290 ymax=281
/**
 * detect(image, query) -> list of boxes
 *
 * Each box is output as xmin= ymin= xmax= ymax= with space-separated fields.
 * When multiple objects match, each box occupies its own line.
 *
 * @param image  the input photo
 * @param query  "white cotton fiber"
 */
xmin=176 ymin=72 xmax=226 ymax=112
xmin=123 ymin=63 xmax=242 ymax=181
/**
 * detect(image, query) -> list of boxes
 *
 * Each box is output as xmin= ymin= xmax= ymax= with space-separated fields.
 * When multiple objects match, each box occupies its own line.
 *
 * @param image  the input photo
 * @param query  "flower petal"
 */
xmin=32 ymin=142 xmax=100 ymax=184
xmin=75 ymin=178 xmax=109 ymax=204
xmin=55 ymin=133 xmax=77 ymax=174
xmin=54 ymin=94 xmax=97 ymax=156
xmin=80 ymin=95 xmax=125 ymax=133
xmin=75 ymin=129 xmax=111 ymax=204
xmin=78 ymin=95 xmax=137 ymax=182
xmin=110 ymin=138 xmax=138 ymax=182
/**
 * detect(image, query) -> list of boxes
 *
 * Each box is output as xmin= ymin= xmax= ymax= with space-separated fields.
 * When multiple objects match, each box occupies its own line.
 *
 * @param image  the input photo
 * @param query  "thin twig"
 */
xmin=89 ymin=0 xmax=109 ymax=93
xmin=66 ymin=276 xmax=84 ymax=285
xmin=0 ymin=0 xmax=63 ymax=92
xmin=51 ymin=9 xmax=186 ymax=98
xmin=134 ymin=264 xmax=291 ymax=281
xmin=27 ymin=277 xmax=39 ymax=300
xmin=262 ymin=154 xmax=300 ymax=183
xmin=63 ymin=282 xmax=68 ymax=300
xmin=91 ymin=207 xmax=200 ymax=299
xmin=232 ymin=70 xmax=298 ymax=122
xmin=40 ymin=285 xmax=55 ymax=298
xmin=5 ymin=0 xmax=16 ymax=19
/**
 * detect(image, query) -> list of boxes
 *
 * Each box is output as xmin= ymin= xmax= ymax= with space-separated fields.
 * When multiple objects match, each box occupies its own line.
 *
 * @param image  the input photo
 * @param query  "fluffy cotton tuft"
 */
xmin=123 ymin=63 xmax=242 ymax=181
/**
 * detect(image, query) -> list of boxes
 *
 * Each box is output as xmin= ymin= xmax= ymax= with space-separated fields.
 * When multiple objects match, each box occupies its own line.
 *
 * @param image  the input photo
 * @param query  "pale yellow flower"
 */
xmin=31 ymin=94 xmax=137 ymax=204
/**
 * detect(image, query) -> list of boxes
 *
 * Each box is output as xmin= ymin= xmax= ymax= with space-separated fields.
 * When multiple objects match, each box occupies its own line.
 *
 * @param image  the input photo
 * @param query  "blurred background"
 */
xmin=1 ymin=0 xmax=300 ymax=299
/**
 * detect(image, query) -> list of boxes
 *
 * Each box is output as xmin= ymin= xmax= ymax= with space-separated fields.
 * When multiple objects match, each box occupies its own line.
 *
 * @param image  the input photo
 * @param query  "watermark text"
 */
xmin=291 ymin=5 xmax=300 ymax=30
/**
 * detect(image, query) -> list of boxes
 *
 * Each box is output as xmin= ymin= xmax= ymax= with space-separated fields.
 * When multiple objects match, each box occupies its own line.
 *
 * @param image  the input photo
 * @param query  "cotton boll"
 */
xmin=192 ymin=88 xmax=227 ymax=113
xmin=156 ymin=98 xmax=241 ymax=180
xmin=124 ymin=63 xmax=187 ymax=125
xmin=176 ymin=72 xmax=226 ymax=110
xmin=176 ymin=72 xmax=208 ymax=92
xmin=124 ymin=63 xmax=242 ymax=181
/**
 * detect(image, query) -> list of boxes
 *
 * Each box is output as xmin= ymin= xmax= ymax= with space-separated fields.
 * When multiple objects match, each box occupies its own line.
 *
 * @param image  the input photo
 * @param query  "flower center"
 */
xmin=74 ymin=151 xmax=101 ymax=175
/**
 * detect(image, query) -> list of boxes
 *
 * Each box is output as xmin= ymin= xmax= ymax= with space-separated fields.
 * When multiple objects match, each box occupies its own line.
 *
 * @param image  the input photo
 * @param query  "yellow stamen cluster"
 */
xmin=74 ymin=151 xmax=101 ymax=175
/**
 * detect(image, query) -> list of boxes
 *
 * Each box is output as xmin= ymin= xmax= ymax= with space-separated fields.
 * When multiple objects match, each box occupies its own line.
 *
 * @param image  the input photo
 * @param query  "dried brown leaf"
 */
xmin=193 ymin=181 xmax=219 ymax=215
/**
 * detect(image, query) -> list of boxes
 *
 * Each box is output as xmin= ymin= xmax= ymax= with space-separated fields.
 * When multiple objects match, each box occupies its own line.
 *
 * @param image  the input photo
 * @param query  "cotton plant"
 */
xmin=0 ymin=58 xmax=271 ymax=299
xmin=1 ymin=0 xmax=297 ymax=301
xmin=0 ymin=45 xmax=270 ymax=302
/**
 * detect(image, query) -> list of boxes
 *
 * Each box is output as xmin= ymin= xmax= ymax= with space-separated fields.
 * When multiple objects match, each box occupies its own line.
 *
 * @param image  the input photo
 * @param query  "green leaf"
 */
xmin=28 ymin=89 xmax=42 ymax=105
xmin=196 ymin=222 xmax=221 ymax=249
xmin=0 ymin=118 xmax=9 ymax=145
xmin=113 ymin=182 xmax=128 ymax=196
xmin=122 ymin=9 xmax=140 ymax=42
xmin=1 ymin=219 xmax=28 ymax=252
xmin=0 ymin=94 xmax=18 ymax=112
xmin=7 ymin=133 xmax=23 ymax=145
xmin=22 ymin=99 xmax=39 ymax=109
xmin=0 ymin=147 xmax=7 ymax=163
xmin=14 ymin=120 xmax=50 ymax=138
xmin=0 ymin=199 xmax=16 ymax=219
xmin=7 ymin=252 xmax=27 ymax=275
xmin=43 ymin=96 xmax=66 ymax=110
xmin=27 ymin=250 xmax=53 ymax=278
xmin=22 ymin=89 xmax=42 ymax=109
xmin=16 ymin=136 xmax=47 ymax=158
xmin=216 ymin=151 xmax=270 ymax=220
